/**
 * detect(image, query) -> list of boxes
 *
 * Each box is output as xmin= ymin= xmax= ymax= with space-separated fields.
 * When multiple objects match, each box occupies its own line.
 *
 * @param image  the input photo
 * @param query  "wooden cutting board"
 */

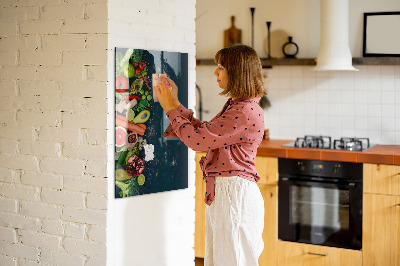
xmin=224 ymin=16 xmax=242 ymax=48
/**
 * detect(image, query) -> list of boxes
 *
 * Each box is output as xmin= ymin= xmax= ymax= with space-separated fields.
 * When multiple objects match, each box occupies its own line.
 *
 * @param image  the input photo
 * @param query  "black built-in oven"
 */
xmin=278 ymin=158 xmax=363 ymax=250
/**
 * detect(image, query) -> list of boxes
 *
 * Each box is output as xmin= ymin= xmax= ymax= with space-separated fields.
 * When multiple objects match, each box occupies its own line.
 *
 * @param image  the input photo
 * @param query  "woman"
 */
xmin=155 ymin=44 xmax=266 ymax=266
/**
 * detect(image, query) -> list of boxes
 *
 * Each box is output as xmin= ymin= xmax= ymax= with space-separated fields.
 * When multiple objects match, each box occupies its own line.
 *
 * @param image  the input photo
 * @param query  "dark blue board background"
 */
xmin=115 ymin=48 xmax=188 ymax=198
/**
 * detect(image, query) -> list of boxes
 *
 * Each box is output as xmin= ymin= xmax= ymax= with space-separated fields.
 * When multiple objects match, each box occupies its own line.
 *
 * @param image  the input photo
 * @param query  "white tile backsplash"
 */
xmin=382 ymin=90 xmax=395 ymax=104
xmin=382 ymin=105 xmax=395 ymax=118
xmin=367 ymin=104 xmax=382 ymax=118
xmin=196 ymin=65 xmax=400 ymax=144
xmin=367 ymin=91 xmax=381 ymax=105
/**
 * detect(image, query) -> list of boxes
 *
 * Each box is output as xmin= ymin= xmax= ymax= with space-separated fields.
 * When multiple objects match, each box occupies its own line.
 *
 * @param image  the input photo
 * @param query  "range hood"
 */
xmin=314 ymin=0 xmax=358 ymax=71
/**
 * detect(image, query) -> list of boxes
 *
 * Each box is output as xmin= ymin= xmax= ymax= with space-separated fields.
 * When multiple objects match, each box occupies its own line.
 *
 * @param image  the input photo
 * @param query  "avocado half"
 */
xmin=133 ymin=109 xmax=150 ymax=124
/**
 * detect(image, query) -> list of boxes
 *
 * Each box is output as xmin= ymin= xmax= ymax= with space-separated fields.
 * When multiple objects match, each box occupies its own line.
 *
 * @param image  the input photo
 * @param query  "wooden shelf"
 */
xmin=196 ymin=57 xmax=400 ymax=67
xmin=352 ymin=57 xmax=400 ymax=65
xmin=260 ymin=58 xmax=316 ymax=67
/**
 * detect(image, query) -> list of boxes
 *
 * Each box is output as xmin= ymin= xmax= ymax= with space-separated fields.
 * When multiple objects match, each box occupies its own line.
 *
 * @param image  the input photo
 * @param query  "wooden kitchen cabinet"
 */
xmin=255 ymin=156 xmax=278 ymax=186
xmin=363 ymin=163 xmax=400 ymax=266
xmin=363 ymin=193 xmax=400 ymax=266
xmin=364 ymin=163 xmax=400 ymax=196
xmin=258 ymin=184 xmax=278 ymax=266
xmin=276 ymin=241 xmax=362 ymax=266
xmin=195 ymin=152 xmax=207 ymax=258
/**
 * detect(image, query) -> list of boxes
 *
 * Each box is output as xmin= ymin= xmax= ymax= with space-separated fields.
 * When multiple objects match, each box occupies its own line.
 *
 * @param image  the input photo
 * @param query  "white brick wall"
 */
xmin=0 ymin=1 xmax=108 ymax=265
xmin=2 ymin=0 xmax=198 ymax=264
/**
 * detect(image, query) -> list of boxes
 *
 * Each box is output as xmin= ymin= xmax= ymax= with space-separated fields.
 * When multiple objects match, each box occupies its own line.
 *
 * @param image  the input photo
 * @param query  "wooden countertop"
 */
xmin=256 ymin=139 xmax=400 ymax=165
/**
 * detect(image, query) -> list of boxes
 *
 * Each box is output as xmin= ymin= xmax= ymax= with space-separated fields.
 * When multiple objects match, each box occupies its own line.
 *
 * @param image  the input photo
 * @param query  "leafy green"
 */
xmin=131 ymin=49 xmax=143 ymax=63
xmin=132 ymin=99 xmax=149 ymax=114
xmin=116 ymin=178 xmax=139 ymax=198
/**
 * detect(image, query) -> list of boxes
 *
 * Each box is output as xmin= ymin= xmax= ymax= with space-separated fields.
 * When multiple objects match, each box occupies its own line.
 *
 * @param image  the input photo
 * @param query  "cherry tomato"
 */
xmin=134 ymin=62 xmax=139 ymax=68
xmin=135 ymin=68 xmax=141 ymax=75
xmin=139 ymin=61 xmax=146 ymax=70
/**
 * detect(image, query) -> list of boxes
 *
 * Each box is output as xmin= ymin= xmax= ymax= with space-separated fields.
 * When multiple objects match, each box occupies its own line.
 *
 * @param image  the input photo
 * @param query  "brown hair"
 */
xmin=214 ymin=44 xmax=266 ymax=99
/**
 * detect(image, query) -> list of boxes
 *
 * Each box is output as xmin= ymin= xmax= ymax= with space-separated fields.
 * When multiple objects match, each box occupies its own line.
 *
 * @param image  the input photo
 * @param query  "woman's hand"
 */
xmin=154 ymin=76 xmax=175 ymax=114
xmin=160 ymin=76 xmax=180 ymax=109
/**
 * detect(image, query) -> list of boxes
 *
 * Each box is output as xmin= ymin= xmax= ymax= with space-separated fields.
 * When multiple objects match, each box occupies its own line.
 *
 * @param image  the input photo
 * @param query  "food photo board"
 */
xmin=114 ymin=48 xmax=188 ymax=198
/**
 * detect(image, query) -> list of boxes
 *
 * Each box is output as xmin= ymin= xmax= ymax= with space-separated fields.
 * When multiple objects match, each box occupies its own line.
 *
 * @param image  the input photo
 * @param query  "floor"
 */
xmin=195 ymin=257 xmax=204 ymax=266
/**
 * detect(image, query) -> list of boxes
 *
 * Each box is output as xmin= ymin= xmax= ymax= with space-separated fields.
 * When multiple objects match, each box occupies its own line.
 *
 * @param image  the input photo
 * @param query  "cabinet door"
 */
xmin=259 ymin=185 xmax=278 ymax=266
xmin=195 ymin=152 xmax=207 ymax=258
xmin=363 ymin=193 xmax=400 ymax=266
xmin=255 ymin=156 xmax=278 ymax=186
xmin=277 ymin=241 xmax=362 ymax=266
xmin=364 ymin=164 xmax=400 ymax=196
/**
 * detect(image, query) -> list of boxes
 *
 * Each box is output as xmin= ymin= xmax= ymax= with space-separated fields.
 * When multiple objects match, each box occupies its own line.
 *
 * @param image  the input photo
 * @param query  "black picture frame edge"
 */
xmin=362 ymin=11 xmax=400 ymax=57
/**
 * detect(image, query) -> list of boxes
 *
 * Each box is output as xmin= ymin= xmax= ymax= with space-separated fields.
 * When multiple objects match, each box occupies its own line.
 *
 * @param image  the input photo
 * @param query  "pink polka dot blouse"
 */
xmin=162 ymin=97 xmax=265 ymax=205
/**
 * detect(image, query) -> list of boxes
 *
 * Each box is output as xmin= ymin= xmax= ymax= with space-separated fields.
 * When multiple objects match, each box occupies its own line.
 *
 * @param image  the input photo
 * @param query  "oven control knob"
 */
xmin=334 ymin=164 xmax=341 ymax=174
xmin=298 ymin=161 xmax=305 ymax=171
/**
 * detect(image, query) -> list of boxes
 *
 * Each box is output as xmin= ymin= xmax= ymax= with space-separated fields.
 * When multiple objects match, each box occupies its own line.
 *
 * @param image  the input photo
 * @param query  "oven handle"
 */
xmin=280 ymin=177 xmax=357 ymax=189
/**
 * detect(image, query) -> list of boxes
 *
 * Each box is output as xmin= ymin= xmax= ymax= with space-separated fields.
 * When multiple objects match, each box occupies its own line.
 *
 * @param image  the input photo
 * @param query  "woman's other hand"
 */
xmin=160 ymin=76 xmax=180 ymax=109
xmin=154 ymin=76 xmax=175 ymax=114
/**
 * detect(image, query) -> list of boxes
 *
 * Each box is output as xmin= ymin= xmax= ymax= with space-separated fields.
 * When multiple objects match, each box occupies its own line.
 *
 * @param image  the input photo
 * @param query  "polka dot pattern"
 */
xmin=162 ymin=97 xmax=264 ymax=206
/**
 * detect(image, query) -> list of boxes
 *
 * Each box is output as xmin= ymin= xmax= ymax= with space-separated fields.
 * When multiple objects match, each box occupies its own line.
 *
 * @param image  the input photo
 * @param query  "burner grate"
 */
xmin=295 ymin=135 xmax=332 ymax=149
xmin=333 ymin=137 xmax=370 ymax=151
xmin=287 ymin=136 xmax=371 ymax=151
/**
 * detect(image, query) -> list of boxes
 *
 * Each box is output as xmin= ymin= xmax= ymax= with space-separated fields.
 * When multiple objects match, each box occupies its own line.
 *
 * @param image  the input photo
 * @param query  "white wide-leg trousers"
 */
xmin=205 ymin=176 xmax=264 ymax=266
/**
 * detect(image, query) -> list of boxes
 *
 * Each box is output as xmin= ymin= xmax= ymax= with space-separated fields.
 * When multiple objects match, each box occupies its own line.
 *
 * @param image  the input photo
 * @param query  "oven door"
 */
xmin=278 ymin=176 xmax=362 ymax=250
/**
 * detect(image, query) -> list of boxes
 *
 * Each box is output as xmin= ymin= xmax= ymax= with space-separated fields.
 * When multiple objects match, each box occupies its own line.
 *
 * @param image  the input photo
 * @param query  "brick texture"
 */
xmin=40 ymin=249 xmax=85 ymax=266
xmin=0 ymin=1 xmax=108 ymax=264
xmin=19 ymin=229 xmax=61 ymax=251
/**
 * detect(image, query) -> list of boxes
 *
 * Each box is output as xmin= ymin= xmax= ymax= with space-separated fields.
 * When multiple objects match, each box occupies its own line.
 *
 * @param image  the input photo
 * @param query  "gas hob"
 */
xmin=282 ymin=135 xmax=374 ymax=151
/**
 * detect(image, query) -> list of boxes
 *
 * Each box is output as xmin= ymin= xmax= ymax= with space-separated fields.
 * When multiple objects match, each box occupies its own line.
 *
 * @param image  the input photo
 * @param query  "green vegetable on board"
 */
xmin=137 ymin=174 xmax=145 ymax=186
xmin=117 ymin=149 xmax=128 ymax=165
xmin=132 ymin=99 xmax=149 ymax=114
xmin=132 ymin=109 xmax=150 ymax=124
xmin=130 ymin=79 xmax=143 ymax=94
xmin=131 ymin=49 xmax=143 ymax=63
xmin=123 ymin=63 xmax=135 ymax=78
xmin=115 ymin=178 xmax=139 ymax=197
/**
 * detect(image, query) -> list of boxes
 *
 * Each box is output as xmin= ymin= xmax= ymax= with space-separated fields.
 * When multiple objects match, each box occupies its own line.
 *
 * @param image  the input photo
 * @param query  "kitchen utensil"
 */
xmin=266 ymin=21 xmax=272 ymax=58
xmin=224 ymin=16 xmax=242 ymax=48
xmin=250 ymin=7 xmax=255 ymax=48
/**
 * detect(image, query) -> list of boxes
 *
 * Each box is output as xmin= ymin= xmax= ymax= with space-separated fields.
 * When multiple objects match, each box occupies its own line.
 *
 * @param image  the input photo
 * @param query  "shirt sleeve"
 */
xmin=161 ymin=104 xmax=202 ymax=138
xmin=165 ymin=106 xmax=249 ymax=151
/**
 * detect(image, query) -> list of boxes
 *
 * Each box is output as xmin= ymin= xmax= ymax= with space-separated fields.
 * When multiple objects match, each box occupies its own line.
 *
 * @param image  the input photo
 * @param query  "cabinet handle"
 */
xmin=307 ymin=252 xmax=328 ymax=256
